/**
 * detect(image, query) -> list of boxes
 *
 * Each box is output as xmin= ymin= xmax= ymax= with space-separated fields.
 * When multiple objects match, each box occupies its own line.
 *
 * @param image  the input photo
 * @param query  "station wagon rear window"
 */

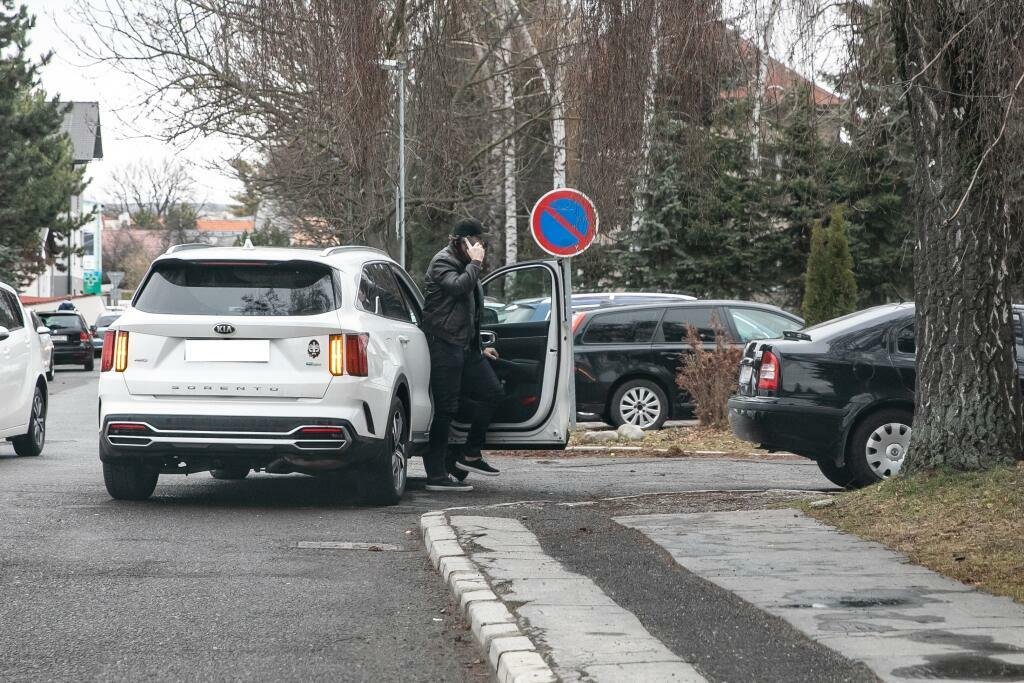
xmin=135 ymin=260 xmax=340 ymax=316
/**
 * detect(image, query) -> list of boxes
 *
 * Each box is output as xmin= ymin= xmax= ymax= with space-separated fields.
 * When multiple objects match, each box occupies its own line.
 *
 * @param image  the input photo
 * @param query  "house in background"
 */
xmin=195 ymin=217 xmax=255 ymax=246
xmin=23 ymin=101 xmax=103 ymax=298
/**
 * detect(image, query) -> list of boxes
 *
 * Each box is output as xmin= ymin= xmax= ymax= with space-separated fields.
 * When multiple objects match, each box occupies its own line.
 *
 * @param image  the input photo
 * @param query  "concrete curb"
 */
xmin=420 ymin=511 xmax=557 ymax=683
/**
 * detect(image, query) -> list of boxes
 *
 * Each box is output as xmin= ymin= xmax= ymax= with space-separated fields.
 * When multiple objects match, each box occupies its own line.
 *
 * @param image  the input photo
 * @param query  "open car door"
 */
xmin=450 ymin=259 xmax=573 ymax=449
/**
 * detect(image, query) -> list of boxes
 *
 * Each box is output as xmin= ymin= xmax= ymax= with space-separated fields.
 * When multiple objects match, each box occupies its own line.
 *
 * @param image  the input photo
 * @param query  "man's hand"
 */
xmin=464 ymin=238 xmax=485 ymax=263
xmin=483 ymin=347 xmax=499 ymax=360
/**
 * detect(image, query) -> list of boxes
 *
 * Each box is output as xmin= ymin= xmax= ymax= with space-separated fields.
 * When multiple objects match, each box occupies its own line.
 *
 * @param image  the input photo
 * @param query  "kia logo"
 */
xmin=213 ymin=323 xmax=236 ymax=335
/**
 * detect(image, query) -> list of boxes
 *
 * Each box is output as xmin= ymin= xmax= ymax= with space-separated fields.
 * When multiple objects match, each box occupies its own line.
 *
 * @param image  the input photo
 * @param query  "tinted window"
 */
xmin=135 ymin=261 xmax=338 ymax=316
xmin=582 ymin=309 xmax=662 ymax=344
xmin=657 ymin=307 xmax=718 ymax=343
xmin=95 ymin=314 xmax=120 ymax=327
xmin=39 ymin=313 xmax=85 ymax=332
xmin=728 ymin=307 xmax=801 ymax=343
xmin=390 ymin=266 xmax=422 ymax=324
xmin=895 ymin=324 xmax=915 ymax=354
xmin=360 ymin=264 xmax=412 ymax=322
xmin=0 ymin=291 xmax=23 ymax=329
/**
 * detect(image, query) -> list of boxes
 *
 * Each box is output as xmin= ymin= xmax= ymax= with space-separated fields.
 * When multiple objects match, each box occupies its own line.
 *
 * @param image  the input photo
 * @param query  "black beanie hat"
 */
xmin=452 ymin=218 xmax=485 ymax=238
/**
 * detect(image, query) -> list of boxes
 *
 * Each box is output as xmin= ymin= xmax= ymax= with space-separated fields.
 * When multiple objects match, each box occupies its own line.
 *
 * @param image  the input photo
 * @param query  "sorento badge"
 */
xmin=308 ymin=340 xmax=321 ymax=359
xmin=214 ymin=323 xmax=235 ymax=335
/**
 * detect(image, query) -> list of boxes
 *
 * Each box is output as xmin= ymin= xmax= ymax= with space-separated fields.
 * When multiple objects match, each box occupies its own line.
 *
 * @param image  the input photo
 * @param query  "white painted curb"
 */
xmin=420 ymin=511 xmax=557 ymax=683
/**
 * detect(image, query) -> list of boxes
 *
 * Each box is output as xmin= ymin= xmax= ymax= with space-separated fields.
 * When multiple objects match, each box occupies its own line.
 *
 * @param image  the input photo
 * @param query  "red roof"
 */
xmin=19 ymin=293 xmax=97 ymax=305
xmin=196 ymin=218 xmax=255 ymax=233
xmin=720 ymin=45 xmax=844 ymax=108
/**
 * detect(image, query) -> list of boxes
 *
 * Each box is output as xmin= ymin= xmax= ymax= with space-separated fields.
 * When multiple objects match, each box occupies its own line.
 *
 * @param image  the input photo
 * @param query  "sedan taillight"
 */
xmin=757 ymin=350 xmax=779 ymax=392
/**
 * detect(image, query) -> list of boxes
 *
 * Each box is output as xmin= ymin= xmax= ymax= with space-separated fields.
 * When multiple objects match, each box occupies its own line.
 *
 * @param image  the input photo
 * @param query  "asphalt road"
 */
xmin=0 ymin=368 xmax=836 ymax=681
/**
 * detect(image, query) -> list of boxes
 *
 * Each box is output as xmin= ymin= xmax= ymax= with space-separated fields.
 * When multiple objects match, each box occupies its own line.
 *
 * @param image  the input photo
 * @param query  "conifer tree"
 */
xmin=802 ymin=205 xmax=858 ymax=325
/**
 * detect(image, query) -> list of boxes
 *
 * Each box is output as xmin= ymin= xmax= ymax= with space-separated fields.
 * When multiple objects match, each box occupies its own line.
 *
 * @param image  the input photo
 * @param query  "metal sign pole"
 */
xmin=560 ymin=257 xmax=576 ymax=429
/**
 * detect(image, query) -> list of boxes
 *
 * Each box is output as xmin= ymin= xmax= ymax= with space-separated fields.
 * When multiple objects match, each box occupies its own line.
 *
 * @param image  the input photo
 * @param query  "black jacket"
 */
xmin=422 ymin=246 xmax=484 ymax=347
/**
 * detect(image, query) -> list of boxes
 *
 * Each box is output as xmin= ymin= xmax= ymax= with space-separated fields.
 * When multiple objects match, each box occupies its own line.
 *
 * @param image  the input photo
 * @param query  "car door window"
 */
xmin=389 ymin=265 xmax=421 ymax=324
xmin=728 ymin=307 xmax=800 ymax=342
xmin=894 ymin=324 xmax=915 ymax=355
xmin=582 ymin=309 xmax=662 ymax=344
xmin=1 ymin=291 xmax=23 ymax=330
xmin=0 ymin=293 xmax=15 ymax=329
xmin=656 ymin=307 xmax=717 ymax=343
xmin=360 ymin=264 xmax=412 ymax=323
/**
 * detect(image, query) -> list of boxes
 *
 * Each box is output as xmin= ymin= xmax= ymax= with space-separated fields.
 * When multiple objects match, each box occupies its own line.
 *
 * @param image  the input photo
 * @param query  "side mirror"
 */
xmin=482 ymin=307 xmax=499 ymax=325
xmin=36 ymin=325 xmax=51 ymax=335
xmin=0 ymin=326 xmax=9 ymax=342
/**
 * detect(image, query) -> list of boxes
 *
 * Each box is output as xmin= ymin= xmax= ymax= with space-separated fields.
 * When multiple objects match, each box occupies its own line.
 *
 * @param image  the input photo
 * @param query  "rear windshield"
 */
xmin=39 ymin=313 xmax=84 ymax=331
xmin=135 ymin=260 xmax=340 ymax=316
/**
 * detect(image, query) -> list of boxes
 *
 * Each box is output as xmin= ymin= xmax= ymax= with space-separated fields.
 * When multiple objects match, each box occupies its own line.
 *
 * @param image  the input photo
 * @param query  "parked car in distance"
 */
xmin=0 ymin=282 xmax=48 ymax=457
xmin=30 ymin=311 xmax=55 ymax=381
xmin=487 ymin=291 xmax=697 ymax=324
xmin=570 ymin=300 xmax=803 ymax=429
xmin=91 ymin=312 xmax=122 ymax=356
xmin=37 ymin=311 xmax=95 ymax=371
xmin=726 ymin=302 xmax=1009 ymax=489
xmin=97 ymin=244 xmax=574 ymax=502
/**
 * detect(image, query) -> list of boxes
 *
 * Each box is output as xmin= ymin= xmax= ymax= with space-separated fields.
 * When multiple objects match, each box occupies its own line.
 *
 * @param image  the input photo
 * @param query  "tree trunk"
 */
xmin=889 ymin=0 xmax=1024 ymax=471
xmin=502 ymin=30 xmax=518 ymax=266
xmin=628 ymin=0 xmax=661 ymax=233
xmin=749 ymin=0 xmax=782 ymax=175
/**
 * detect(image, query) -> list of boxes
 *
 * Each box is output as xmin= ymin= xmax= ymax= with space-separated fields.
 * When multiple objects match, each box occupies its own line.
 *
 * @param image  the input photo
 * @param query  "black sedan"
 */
xmin=573 ymin=300 xmax=803 ymax=429
xmin=727 ymin=302 xmax=1017 ymax=488
xmin=37 ymin=311 xmax=95 ymax=371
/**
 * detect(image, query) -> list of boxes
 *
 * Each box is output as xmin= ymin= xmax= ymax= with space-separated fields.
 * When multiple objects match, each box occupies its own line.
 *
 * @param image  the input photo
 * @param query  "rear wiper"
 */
xmin=783 ymin=330 xmax=812 ymax=341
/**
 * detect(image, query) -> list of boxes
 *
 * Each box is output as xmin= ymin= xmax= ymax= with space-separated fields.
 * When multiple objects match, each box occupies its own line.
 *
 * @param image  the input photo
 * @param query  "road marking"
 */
xmin=295 ymin=541 xmax=401 ymax=551
xmin=618 ymin=509 xmax=1024 ymax=682
xmin=449 ymin=515 xmax=706 ymax=682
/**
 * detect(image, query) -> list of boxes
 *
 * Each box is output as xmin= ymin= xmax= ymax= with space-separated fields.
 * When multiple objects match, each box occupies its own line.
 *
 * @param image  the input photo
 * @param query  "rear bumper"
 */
xmin=54 ymin=346 xmax=93 ymax=364
xmin=99 ymin=413 xmax=384 ymax=470
xmin=728 ymin=396 xmax=845 ymax=462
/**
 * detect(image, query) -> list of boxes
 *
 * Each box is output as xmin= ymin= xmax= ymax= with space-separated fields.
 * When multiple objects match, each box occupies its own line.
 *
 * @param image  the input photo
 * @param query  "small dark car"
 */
xmin=91 ymin=312 xmax=122 ymax=356
xmin=37 ymin=311 xmax=94 ymax=371
xmin=728 ymin=303 xmax=1024 ymax=488
xmin=573 ymin=300 xmax=803 ymax=429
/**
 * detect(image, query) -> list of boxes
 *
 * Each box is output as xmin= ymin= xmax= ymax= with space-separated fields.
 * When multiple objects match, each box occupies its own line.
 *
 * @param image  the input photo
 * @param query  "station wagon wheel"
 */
xmin=610 ymin=379 xmax=668 ymax=430
xmin=846 ymin=408 xmax=913 ymax=487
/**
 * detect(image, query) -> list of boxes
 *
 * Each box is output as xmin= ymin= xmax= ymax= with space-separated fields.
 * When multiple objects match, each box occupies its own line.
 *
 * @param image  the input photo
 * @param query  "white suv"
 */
xmin=0 ymin=282 xmax=48 ymax=457
xmin=98 ymin=245 xmax=573 ymax=503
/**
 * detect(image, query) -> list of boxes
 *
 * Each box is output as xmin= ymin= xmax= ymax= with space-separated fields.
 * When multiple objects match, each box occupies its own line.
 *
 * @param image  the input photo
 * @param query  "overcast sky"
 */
xmin=27 ymin=0 xmax=242 ymax=207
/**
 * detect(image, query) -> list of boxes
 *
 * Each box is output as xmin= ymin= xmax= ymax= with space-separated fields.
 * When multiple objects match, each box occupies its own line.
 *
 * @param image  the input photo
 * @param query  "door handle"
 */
xmin=398 ymin=335 xmax=410 ymax=345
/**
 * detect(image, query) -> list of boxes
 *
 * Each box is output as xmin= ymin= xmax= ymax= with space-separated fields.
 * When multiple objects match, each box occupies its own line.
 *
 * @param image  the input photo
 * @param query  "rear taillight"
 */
xmin=757 ymin=350 xmax=779 ymax=392
xmin=79 ymin=331 xmax=90 ymax=343
xmin=571 ymin=312 xmax=586 ymax=333
xmin=297 ymin=426 xmax=344 ymax=439
xmin=108 ymin=422 xmax=151 ymax=436
xmin=113 ymin=331 xmax=130 ymax=372
xmin=329 ymin=335 xmax=345 ymax=376
xmin=346 ymin=333 xmax=369 ymax=377
xmin=100 ymin=330 xmax=117 ymax=371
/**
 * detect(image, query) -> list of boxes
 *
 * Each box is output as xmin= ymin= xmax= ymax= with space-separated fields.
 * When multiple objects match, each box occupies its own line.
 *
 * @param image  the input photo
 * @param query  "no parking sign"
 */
xmin=529 ymin=188 xmax=598 ymax=258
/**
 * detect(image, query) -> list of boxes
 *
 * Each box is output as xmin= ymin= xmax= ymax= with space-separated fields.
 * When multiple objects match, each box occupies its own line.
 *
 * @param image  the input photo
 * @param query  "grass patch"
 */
xmin=804 ymin=465 xmax=1024 ymax=603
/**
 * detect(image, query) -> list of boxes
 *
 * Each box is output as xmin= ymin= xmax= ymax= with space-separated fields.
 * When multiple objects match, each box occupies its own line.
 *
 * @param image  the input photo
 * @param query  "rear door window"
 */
xmin=582 ymin=309 xmax=662 ymax=344
xmin=135 ymin=260 xmax=339 ymax=316
xmin=359 ymin=264 xmax=413 ymax=323
xmin=728 ymin=307 xmax=801 ymax=342
xmin=656 ymin=307 xmax=717 ymax=343
xmin=39 ymin=313 xmax=84 ymax=332
xmin=0 ymin=291 xmax=23 ymax=330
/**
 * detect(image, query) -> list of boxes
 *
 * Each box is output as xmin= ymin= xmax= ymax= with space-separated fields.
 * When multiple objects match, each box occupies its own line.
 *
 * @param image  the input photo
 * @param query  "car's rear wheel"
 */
xmin=84 ymin=356 xmax=95 ymax=371
xmin=103 ymin=461 xmax=160 ymax=500
xmin=210 ymin=466 xmax=250 ymax=480
xmin=846 ymin=408 xmax=912 ymax=487
xmin=816 ymin=457 xmax=858 ymax=489
xmin=610 ymin=379 xmax=668 ymax=430
xmin=362 ymin=399 xmax=407 ymax=505
xmin=12 ymin=386 xmax=46 ymax=457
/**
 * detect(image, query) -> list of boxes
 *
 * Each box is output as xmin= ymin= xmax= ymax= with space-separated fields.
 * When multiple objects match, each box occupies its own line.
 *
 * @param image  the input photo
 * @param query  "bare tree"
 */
xmin=107 ymin=159 xmax=195 ymax=228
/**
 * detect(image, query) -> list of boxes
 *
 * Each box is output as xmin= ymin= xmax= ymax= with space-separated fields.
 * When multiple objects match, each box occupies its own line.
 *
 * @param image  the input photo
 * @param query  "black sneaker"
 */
xmin=456 ymin=458 xmax=501 ymax=477
xmin=424 ymin=476 xmax=474 ymax=492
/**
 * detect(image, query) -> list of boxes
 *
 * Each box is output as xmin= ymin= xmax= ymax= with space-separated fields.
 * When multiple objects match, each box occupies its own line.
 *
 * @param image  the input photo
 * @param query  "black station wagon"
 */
xmin=573 ymin=301 xmax=803 ymax=429
xmin=728 ymin=302 xmax=1024 ymax=488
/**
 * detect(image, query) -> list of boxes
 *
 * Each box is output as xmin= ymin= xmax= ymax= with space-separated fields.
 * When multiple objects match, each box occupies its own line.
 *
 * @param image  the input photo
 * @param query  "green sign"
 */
xmin=83 ymin=270 xmax=101 ymax=295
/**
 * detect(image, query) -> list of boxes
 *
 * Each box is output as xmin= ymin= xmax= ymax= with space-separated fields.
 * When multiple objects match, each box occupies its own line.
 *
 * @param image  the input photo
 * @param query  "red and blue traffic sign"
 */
xmin=529 ymin=188 xmax=599 ymax=258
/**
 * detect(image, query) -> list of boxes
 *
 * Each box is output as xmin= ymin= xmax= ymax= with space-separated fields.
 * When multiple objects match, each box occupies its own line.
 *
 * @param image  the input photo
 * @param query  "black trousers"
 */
xmin=425 ymin=336 xmax=504 ymax=480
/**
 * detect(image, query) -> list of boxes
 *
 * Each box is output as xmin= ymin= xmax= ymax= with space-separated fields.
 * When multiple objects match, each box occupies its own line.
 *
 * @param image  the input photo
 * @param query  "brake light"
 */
xmin=572 ymin=312 xmax=586 ymax=333
xmin=758 ymin=350 xmax=779 ymax=392
xmin=113 ymin=331 xmax=130 ymax=372
xmin=108 ymin=422 xmax=151 ymax=435
xmin=329 ymin=335 xmax=345 ymax=376
xmin=346 ymin=333 xmax=369 ymax=377
xmin=100 ymin=330 xmax=117 ymax=371
xmin=298 ymin=426 xmax=344 ymax=438
xmin=79 ymin=331 xmax=90 ymax=343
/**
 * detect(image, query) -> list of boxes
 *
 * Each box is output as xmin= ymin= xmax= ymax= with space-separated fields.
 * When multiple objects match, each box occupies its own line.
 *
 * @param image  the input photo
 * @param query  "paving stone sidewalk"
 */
xmin=618 ymin=509 xmax=1024 ymax=683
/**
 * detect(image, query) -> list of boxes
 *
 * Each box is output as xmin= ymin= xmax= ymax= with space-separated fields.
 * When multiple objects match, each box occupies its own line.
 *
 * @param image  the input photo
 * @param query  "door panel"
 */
xmin=460 ymin=260 xmax=571 ymax=448
xmin=652 ymin=306 xmax=723 ymax=414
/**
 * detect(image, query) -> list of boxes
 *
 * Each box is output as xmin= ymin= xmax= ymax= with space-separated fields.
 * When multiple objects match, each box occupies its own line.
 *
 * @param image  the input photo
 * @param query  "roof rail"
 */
xmin=319 ymin=245 xmax=391 ymax=258
xmin=165 ymin=243 xmax=212 ymax=255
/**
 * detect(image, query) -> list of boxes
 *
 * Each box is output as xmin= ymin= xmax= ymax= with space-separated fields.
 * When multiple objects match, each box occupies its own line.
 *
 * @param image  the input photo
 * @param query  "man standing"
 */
xmin=421 ymin=219 xmax=504 ymax=492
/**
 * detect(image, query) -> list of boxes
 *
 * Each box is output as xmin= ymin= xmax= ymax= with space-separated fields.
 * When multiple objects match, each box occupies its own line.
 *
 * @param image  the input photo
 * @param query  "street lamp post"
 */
xmin=378 ymin=59 xmax=407 ymax=269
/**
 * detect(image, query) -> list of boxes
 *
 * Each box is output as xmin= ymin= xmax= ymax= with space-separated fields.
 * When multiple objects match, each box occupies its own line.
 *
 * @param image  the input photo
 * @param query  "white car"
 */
xmin=98 ymin=244 xmax=573 ymax=503
xmin=0 ymin=282 xmax=48 ymax=457
xmin=30 ymin=311 xmax=56 ymax=381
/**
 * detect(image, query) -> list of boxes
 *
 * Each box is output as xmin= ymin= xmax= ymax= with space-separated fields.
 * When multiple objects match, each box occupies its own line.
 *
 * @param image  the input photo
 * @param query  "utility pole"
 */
xmin=378 ymin=60 xmax=407 ymax=268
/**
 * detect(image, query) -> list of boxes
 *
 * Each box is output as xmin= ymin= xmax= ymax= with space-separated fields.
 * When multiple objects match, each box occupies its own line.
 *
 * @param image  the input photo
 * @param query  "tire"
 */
xmin=12 ymin=385 xmax=46 ymax=457
xmin=103 ymin=461 xmax=160 ymax=500
xmin=846 ymin=408 xmax=913 ymax=487
xmin=210 ymin=466 xmax=250 ymax=480
xmin=361 ymin=398 xmax=408 ymax=505
xmin=816 ymin=457 xmax=858 ymax=489
xmin=84 ymin=356 xmax=95 ymax=371
xmin=609 ymin=379 xmax=669 ymax=430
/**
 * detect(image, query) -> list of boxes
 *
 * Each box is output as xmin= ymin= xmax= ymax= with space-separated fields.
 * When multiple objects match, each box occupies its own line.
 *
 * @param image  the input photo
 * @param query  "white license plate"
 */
xmin=739 ymin=365 xmax=752 ymax=385
xmin=52 ymin=335 xmax=69 ymax=343
xmin=185 ymin=339 xmax=270 ymax=362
